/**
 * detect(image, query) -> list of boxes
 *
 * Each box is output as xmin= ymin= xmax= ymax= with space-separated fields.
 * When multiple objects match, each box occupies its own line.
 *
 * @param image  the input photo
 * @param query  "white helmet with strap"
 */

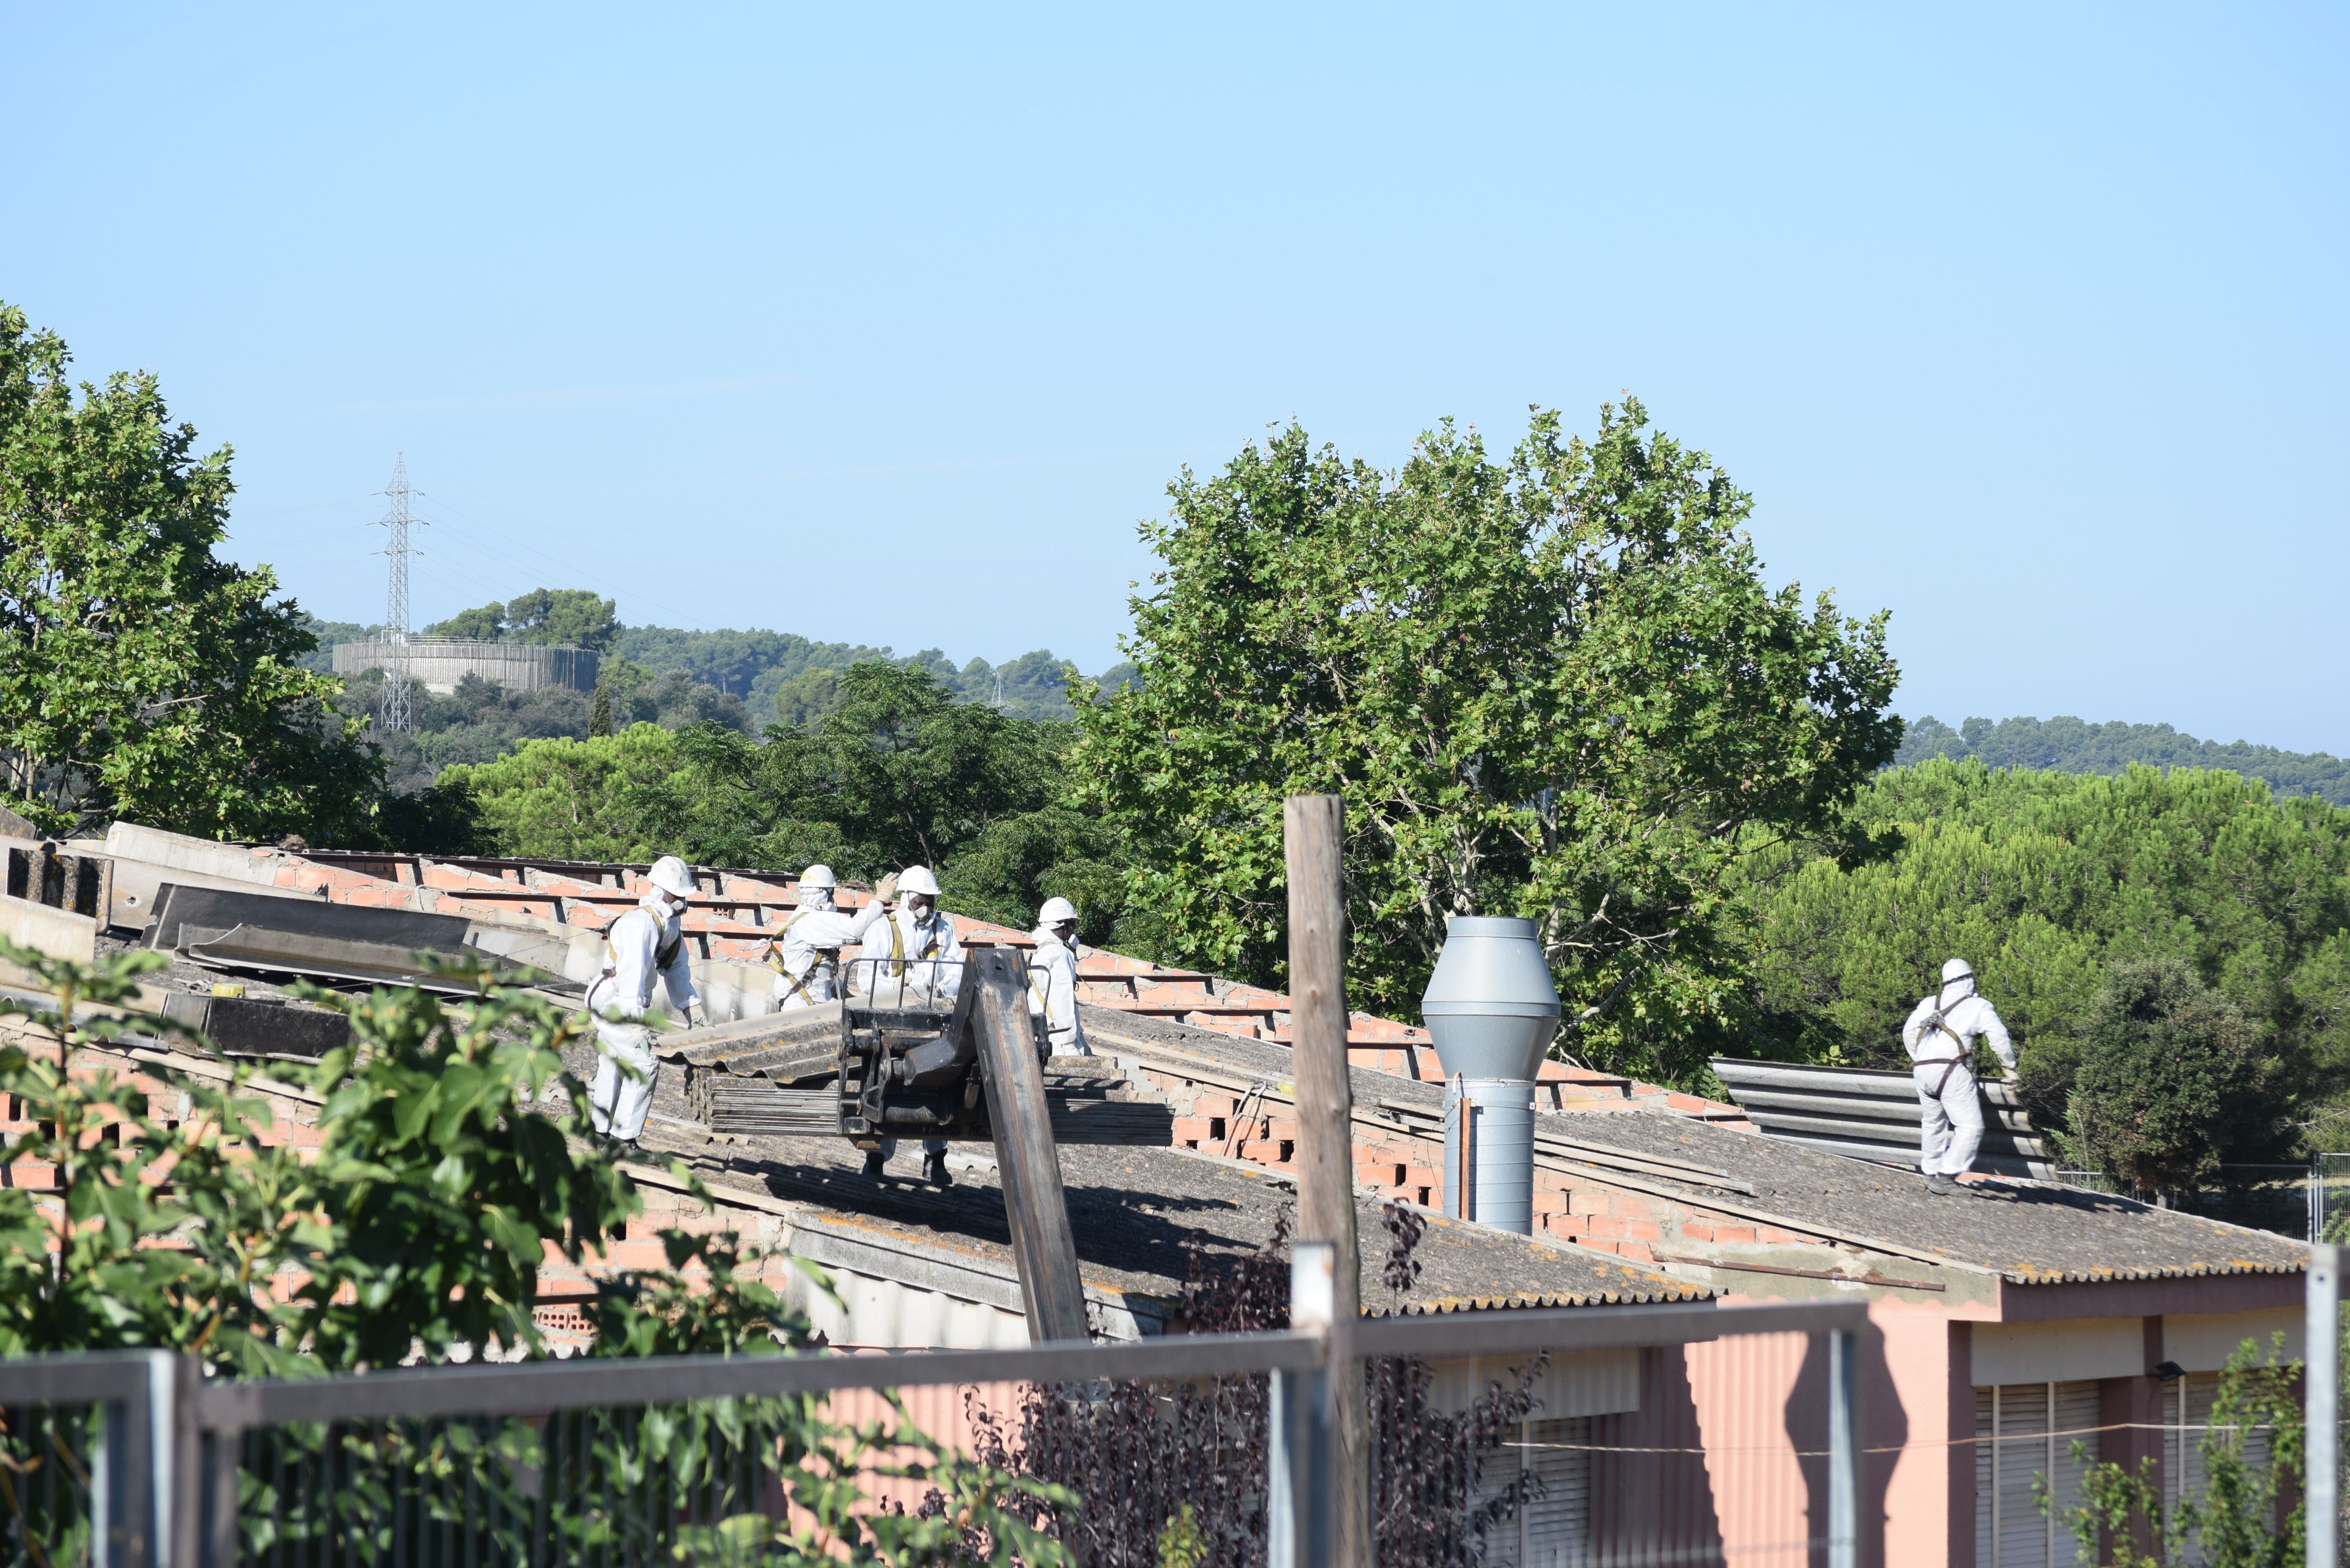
xmin=800 ymin=864 xmax=837 ymax=891
xmin=1038 ymin=896 xmax=1077 ymax=926
xmin=897 ymin=865 xmax=940 ymax=898
xmin=648 ymin=856 xmax=698 ymax=902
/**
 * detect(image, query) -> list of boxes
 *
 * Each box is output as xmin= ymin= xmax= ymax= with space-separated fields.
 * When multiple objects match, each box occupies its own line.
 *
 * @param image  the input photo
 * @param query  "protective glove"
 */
xmin=875 ymin=871 xmax=900 ymax=905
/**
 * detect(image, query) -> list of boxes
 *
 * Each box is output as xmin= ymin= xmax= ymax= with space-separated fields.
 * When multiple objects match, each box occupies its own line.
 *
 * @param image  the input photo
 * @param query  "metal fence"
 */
xmin=2314 ymin=1246 xmax=2345 ymax=1568
xmin=0 ymin=1273 xmax=1865 ymax=1568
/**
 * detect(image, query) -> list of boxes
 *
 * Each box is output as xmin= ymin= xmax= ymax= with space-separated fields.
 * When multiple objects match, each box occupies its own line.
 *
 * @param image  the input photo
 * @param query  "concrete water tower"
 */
xmin=1419 ymin=916 xmax=1560 ymax=1234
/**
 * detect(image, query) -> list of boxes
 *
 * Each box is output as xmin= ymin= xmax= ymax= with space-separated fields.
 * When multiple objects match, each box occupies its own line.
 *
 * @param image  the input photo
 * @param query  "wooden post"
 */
xmin=1284 ymin=794 xmax=1369 ymax=1568
xmin=968 ymin=947 xmax=1091 ymax=1343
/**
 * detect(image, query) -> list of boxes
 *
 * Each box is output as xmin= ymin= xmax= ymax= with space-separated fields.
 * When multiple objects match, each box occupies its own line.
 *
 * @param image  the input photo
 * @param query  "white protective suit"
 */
xmin=856 ymin=902 xmax=962 ymax=1163
xmin=1900 ymin=971 xmax=2017 ymax=1177
xmin=1026 ymin=928 xmax=1088 ymax=1055
xmin=856 ymin=903 xmax=964 ymax=1007
xmin=768 ymin=894 xmax=888 ymax=1010
xmin=584 ymin=895 xmax=699 ymax=1142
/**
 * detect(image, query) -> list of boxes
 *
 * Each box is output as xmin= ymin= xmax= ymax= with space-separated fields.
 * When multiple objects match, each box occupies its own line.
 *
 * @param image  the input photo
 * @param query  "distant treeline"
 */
xmin=304 ymin=605 xmax=1131 ymax=725
xmin=305 ymin=595 xmax=1139 ymax=794
xmin=1898 ymin=714 xmax=2350 ymax=806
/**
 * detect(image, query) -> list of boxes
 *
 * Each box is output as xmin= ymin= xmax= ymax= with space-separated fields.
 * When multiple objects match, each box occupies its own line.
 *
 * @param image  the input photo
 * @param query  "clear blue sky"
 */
xmin=8 ymin=5 xmax=2344 ymax=748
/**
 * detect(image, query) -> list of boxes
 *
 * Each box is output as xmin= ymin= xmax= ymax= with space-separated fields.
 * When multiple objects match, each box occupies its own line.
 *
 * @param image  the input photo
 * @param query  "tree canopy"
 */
xmin=1075 ymin=400 xmax=1900 ymax=1080
xmin=2062 ymin=957 xmax=2288 ymax=1199
xmin=423 ymin=589 xmax=618 ymax=652
xmin=0 ymin=303 xmax=378 ymax=839
xmin=444 ymin=662 xmax=1146 ymax=942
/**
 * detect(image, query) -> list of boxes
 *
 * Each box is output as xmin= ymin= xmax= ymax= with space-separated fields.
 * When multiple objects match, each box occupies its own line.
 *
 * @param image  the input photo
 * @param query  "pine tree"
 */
xmin=589 ymin=683 xmax=613 ymax=738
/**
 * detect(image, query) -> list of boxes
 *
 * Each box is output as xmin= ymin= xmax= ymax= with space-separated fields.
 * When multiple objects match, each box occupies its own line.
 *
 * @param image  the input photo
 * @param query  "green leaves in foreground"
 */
xmin=2040 ymin=1335 xmax=2303 ymax=1568
xmin=0 ymin=939 xmax=1075 ymax=1564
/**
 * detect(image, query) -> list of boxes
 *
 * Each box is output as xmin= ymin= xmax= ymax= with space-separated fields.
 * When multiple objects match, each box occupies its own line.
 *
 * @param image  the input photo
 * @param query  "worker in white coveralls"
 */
xmin=1901 ymin=958 xmax=2018 ymax=1196
xmin=584 ymin=855 xmax=702 ymax=1148
xmin=766 ymin=864 xmax=889 ymax=1010
xmin=855 ymin=865 xmax=962 ymax=1185
xmin=1026 ymin=896 xmax=1088 ymax=1056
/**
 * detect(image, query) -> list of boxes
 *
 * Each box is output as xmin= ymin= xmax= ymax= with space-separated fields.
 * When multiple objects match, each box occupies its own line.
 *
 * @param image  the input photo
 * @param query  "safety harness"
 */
xmin=763 ymin=909 xmax=841 ymax=1007
xmin=1911 ymin=991 xmax=1974 ymax=1098
xmin=886 ymin=912 xmax=942 ymax=978
xmin=590 ymin=905 xmax=684 ymax=1011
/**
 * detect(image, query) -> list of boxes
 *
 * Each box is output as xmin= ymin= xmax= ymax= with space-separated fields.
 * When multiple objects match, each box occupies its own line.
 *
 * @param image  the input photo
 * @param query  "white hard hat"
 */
xmin=648 ymin=856 xmax=699 ymax=901
xmin=1941 ymin=958 xmax=1974 ymax=984
xmin=897 ymin=865 xmax=940 ymax=898
xmin=800 ymin=864 xmax=837 ymax=891
xmin=1039 ymin=896 xmax=1078 ymax=926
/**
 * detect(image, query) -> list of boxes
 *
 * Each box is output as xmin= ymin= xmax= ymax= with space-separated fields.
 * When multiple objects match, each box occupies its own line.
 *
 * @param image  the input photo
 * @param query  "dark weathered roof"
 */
xmin=1506 ymin=1110 xmax=2306 ymax=1286
xmin=1078 ymin=1008 xmax=2310 ymax=1287
xmin=644 ymin=1123 xmax=1705 ymax=1317
xmin=624 ymin=1037 xmax=1707 ymax=1321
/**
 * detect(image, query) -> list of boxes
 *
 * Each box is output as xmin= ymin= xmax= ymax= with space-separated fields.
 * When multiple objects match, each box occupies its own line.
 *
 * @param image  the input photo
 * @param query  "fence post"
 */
xmin=1284 ymin=793 xmax=1369 ymax=1568
xmin=1828 ymin=1327 xmax=1861 ymax=1568
xmin=1271 ymin=1241 xmax=1335 ymax=1568
xmin=2311 ymin=1244 xmax=2341 ymax=1568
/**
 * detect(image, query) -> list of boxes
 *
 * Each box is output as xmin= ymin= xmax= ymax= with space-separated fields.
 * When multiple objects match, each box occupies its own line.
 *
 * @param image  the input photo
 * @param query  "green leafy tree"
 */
xmin=2043 ymin=1335 xmax=2302 ymax=1568
xmin=0 ymin=303 xmax=381 ymax=839
xmin=505 ymin=587 xmax=618 ymax=652
xmin=424 ymin=599 xmax=509 ymax=641
xmin=774 ymin=665 xmax=847 ymax=728
xmin=1075 ymin=400 xmax=1899 ymax=1080
xmin=677 ymin=662 xmax=1069 ymax=879
xmin=441 ymin=722 xmax=694 ymax=861
xmin=589 ymin=681 xmax=614 ymax=737
xmin=2065 ymin=958 xmax=2287 ymax=1201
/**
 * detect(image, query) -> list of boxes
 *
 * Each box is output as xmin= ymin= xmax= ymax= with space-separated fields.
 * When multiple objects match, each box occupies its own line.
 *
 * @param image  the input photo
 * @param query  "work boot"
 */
xmin=1925 ymin=1173 xmax=1960 ymax=1196
xmin=924 ymin=1149 xmax=953 ymax=1188
xmin=862 ymin=1148 xmax=887 ymax=1178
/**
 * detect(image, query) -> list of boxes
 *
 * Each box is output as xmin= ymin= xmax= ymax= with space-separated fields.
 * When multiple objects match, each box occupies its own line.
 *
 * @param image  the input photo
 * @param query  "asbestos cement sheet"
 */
xmin=145 ymin=884 xmax=473 ymax=955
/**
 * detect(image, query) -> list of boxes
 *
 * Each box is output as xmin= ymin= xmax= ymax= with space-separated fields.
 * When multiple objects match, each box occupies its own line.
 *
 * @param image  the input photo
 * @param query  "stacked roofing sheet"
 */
xmin=1709 ymin=1057 xmax=2057 ymax=1179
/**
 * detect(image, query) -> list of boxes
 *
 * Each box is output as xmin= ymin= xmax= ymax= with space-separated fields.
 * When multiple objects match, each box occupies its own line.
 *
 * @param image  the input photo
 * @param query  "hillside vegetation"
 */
xmin=313 ymin=596 xmax=1125 ymax=792
xmin=1900 ymin=714 xmax=2350 ymax=805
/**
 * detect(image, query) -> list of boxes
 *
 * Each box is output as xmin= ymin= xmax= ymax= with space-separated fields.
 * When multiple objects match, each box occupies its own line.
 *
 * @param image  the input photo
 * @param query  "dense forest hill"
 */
xmin=302 ymin=593 xmax=1130 ymax=792
xmin=1899 ymin=714 xmax=2350 ymax=805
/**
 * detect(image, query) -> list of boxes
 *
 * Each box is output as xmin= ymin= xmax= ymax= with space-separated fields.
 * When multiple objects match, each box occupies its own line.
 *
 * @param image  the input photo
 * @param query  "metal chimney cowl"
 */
xmin=1420 ymin=916 xmax=1560 ymax=1236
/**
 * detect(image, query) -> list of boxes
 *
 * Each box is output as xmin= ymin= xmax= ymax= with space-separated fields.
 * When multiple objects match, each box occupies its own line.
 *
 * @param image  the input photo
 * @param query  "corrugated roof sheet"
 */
xmin=626 ymin=1047 xmax=1708 ymax=1316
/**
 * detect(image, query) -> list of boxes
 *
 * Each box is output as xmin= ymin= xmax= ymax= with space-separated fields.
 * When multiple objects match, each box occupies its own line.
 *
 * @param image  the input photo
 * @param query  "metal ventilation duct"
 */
xmin=1422 ymin=916 xmax=1560 ymax=1233
xmin=1708 ymin=1058 xmax=2058 ymax=1179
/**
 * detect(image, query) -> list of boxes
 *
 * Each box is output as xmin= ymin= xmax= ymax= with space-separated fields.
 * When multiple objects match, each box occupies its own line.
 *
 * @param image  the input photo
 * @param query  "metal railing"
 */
xmin=0 ymin=1264 xmax=1869 ymax=1568
xmin=2314 ymin=1244 xmax=2343 ymax=1568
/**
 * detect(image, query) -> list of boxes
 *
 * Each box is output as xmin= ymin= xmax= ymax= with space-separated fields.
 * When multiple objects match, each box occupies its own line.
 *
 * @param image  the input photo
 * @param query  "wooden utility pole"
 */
xmin=1284 ymin=794 xmax=1369 ymax=1568
xmin=968 ymin=947 xmax=1091 ymax=1343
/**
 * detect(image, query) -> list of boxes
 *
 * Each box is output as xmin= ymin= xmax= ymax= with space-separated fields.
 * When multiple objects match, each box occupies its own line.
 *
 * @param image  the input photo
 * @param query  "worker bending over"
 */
xmin=585 ymin=855 xmax=702 ymax=1148
xmin=1026 ymin=896 xmax=1089 ymax=1056
xmin=767 ymin=864 xmax=887 ymax=1010
xmin=1901 ymin=958 xmax=2017 ymax=1196
xmin=856 ymin=864 xmax=961 ymax=1185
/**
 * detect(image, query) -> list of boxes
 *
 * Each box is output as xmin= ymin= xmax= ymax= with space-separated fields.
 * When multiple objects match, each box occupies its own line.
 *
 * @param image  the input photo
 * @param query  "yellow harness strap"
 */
xmin=886 ymin=915 xmax=941 ymax=978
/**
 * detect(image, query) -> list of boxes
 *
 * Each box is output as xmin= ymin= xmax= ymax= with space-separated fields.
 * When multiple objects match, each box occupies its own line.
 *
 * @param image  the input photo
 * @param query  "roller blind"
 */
xmin=2164 ymin=1371 xmax=2273 ymax=1567
xmin=1974 ymin=1381 xmax=2102 ymax=1567
xmin=1476 ymin=1416 xmax=1591 ymax=1567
